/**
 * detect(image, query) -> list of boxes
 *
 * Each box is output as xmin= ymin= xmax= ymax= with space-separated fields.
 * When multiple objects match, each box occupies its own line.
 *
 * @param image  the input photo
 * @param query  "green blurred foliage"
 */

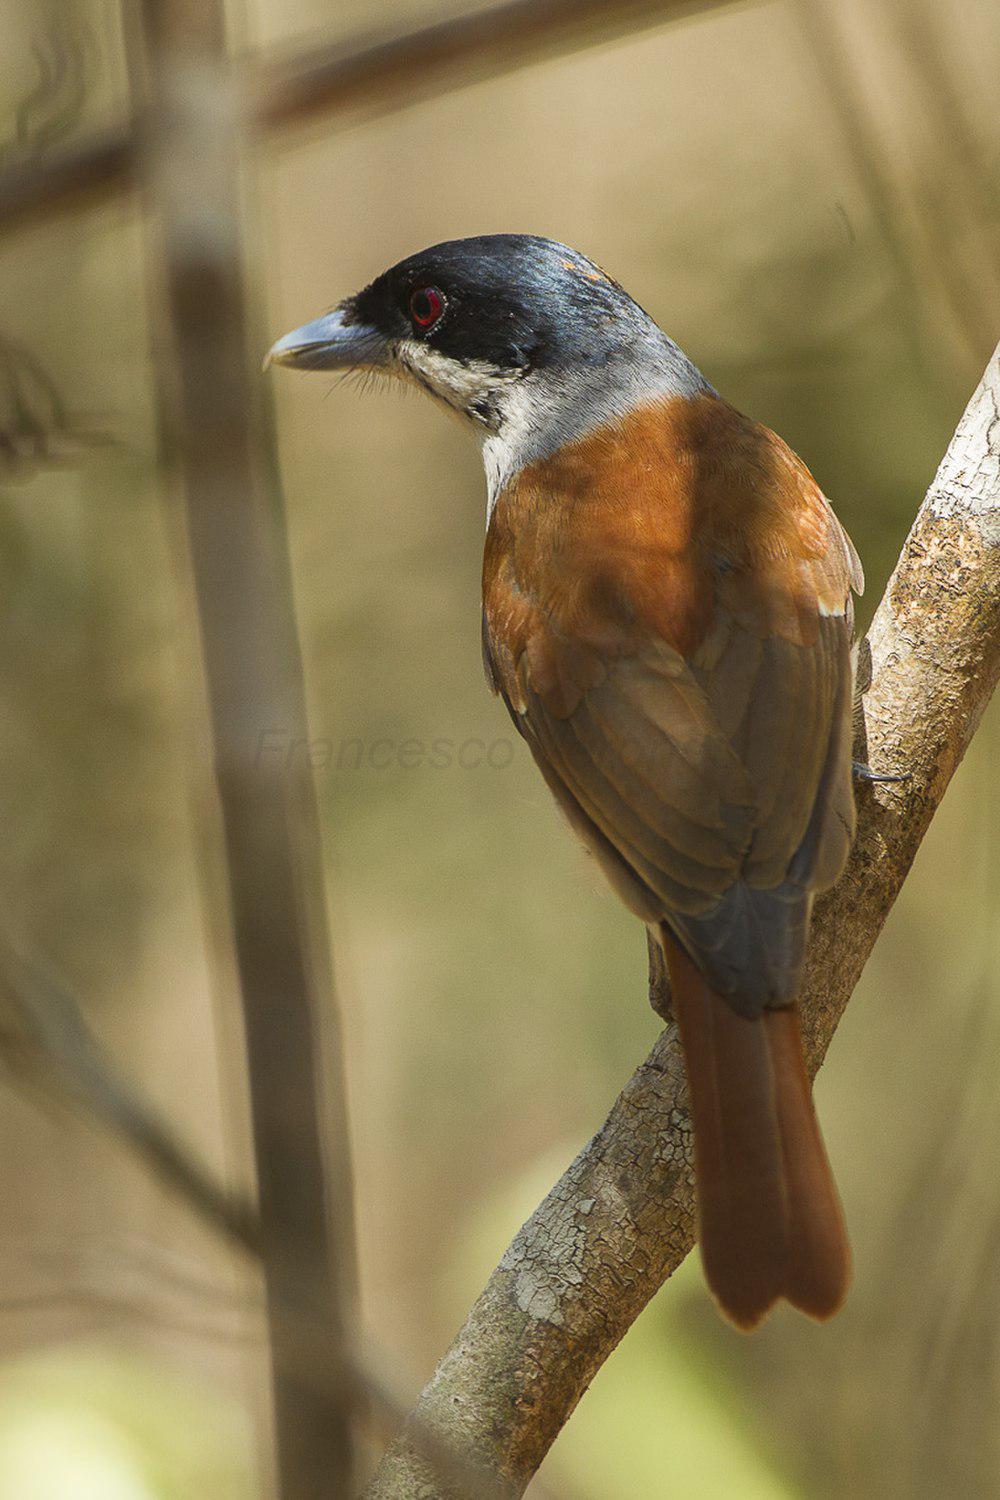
xmin=0 ymin=1349 xmax=252 ymax=1500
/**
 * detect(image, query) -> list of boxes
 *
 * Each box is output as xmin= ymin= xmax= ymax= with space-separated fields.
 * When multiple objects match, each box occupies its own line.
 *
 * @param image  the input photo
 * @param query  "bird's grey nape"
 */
xmin=481 ymin=332 xmax=713 ymax=514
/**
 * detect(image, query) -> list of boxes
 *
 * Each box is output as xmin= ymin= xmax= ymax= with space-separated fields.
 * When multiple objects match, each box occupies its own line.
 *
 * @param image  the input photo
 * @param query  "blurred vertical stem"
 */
xmin=132 ymin=4 xmax=357 ymax=1497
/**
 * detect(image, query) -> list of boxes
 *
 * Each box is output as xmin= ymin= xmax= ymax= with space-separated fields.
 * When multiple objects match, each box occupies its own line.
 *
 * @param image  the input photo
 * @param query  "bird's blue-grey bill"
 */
xmin=265 ymin=310 xmax=388 ymax=371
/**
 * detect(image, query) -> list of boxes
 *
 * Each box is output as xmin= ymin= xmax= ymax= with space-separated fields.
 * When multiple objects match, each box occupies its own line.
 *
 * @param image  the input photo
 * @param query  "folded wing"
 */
xmin=482 ymin=394 xmax=862 ymax=1013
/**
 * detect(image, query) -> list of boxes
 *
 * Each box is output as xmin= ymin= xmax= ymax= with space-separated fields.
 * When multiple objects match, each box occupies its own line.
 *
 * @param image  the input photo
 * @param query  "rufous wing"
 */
xmin=482 ymin=392 xmax=861 ymax=1010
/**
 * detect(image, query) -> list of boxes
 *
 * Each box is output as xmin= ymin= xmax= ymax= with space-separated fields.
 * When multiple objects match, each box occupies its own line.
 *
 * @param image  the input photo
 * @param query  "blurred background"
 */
xmin=0 ymin=0 xmax=998 ymax=1495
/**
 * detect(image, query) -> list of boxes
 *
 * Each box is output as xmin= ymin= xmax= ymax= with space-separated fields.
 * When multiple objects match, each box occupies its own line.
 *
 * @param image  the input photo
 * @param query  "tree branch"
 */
xmin=0 ymin=924 xmax=260 ymax=1257
xmin=0 ymin=0 xmax=740 ymax=234
xmin=134 ymin=4 xmax=357 ymax=1495
xmin=365 ymin=346 xmax=1000 ymax=1497
xmin=795 ymin=0 xmax=997 ymax=379
xmin=0 ymin=930 xmax=445 ymax=1474
xmin=256 ymin=0 xmax=743 ymax=133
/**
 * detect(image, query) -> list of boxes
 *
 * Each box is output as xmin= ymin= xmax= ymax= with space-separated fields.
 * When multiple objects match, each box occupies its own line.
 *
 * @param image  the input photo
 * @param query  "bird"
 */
xmin=268 ymin=234 xmax=862 ymax=1330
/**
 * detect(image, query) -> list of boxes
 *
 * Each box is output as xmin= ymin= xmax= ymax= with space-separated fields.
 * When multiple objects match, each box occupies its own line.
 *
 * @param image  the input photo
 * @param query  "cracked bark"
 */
xmin=366 ymin=344 xmax=1000 ymax=1498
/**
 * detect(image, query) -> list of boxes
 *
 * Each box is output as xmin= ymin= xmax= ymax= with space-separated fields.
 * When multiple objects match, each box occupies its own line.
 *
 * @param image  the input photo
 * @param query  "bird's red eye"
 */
xmin=409 ymin=286 xmax=444 ymax=329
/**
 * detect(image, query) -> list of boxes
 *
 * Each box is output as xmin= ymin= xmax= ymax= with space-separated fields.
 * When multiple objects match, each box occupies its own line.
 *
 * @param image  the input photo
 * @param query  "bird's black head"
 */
xmin=267 ymin=234 xmax=669 ymax=428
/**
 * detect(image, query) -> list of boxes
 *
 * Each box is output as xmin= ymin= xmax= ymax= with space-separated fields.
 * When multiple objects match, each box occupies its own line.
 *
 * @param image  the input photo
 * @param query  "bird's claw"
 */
xmin=852 ymin=760 xmax=909 ymax=784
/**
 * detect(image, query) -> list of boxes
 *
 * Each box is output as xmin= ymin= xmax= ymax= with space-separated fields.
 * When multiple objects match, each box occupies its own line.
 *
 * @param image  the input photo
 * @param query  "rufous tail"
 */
xmin=664 ymin=935 xmax=851 ymax=1330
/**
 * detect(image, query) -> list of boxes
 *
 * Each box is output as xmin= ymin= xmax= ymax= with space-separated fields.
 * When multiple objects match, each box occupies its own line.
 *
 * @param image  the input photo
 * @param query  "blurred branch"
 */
xmin=365 ymin=346 xmax=1000 ymax=1498
xmin=793 ymin=0 xmax=932 ymax=377
xmin=796 ymin=0 xmax=998 ymax=379
xmin=256 ymin=0 xmax=744 ymax=132
xmin=886 ymin=0 xmax=1000 ymax=358
xmin=6 ymin=7 xmax=96 ymax=156
xmin=134 ymin=4 xmax=357 ymax=1497
xmin=0 ymin=124 xmax=133 ymax=233
xmin=0 ymin=938 xmax=454 ymax=1481
xmin=0 ymin=0 xmax=742 ymax=234
xmin=0 ymin=925 xmax=259 ymax=1254
xmin=0 ymin=331 xmax=110 ymax=475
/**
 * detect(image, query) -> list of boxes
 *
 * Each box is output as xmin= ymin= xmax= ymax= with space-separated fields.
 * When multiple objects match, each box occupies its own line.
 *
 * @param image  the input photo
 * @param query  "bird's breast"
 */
xmin=484 ymin=395 xmax=718 ymax=668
